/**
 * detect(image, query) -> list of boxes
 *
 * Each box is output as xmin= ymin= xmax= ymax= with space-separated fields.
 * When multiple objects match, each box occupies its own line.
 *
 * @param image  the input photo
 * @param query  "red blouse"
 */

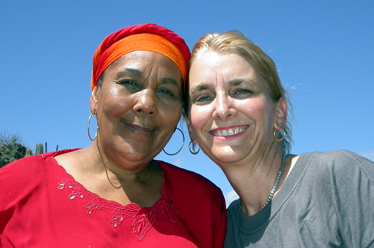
xmin=0 ymin=149 xmax=226 ymax=247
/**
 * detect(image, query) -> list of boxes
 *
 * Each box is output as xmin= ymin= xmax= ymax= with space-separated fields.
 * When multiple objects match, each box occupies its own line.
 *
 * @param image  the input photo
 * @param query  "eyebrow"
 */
xmin=228 ymin=78 xmax=258 ymax=86
xmin=114 ymin=68 xmax=143 ymax=79
xmin=190 ymin=83 xmax=212 ymax=95
xmin=117 ymin=68 xmax=181 ymax=88
xmin=190 ymin=78 xmax=258 ymax=93
xmin=125 ymin=68 xmax=142 ymax=77
xmin=160 ymin=77 xmax=181 ymax=88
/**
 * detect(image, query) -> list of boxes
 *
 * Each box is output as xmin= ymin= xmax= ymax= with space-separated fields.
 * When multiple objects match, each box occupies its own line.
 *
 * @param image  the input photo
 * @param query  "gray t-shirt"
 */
xmin=225 ymin=150 xmax=374 ymax=248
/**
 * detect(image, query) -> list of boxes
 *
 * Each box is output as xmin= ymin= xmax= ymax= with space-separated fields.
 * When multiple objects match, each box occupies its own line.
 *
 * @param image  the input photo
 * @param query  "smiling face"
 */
xmin=187 ymin=50 xmax=282 ymax=167
xmin=90 ymin=51 xmax=182 ymax=171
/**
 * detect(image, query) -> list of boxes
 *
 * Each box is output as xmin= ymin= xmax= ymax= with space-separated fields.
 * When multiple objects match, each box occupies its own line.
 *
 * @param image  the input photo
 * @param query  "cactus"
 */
xmin=34 ymin=142 xmax=58 ymax=155
xmin=25 ymin=148 xmax=33 ymax=157
xmin=0 ymin=133 xmax=59 ymax=166
xmin=35 ymin=143 xmax=44 ymax=155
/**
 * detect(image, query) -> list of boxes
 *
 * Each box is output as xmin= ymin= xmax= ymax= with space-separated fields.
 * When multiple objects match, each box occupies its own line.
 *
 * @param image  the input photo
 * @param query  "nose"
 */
xmin=212 ymin=92 xmax=236 ymax=120
xmin=133 ymin=89 xmax=158 ymax=116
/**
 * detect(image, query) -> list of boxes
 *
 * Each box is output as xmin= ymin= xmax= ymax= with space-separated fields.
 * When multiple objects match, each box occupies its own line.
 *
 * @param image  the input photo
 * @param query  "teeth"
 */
xmin=213 ymin=127 xmax=245 ymax=137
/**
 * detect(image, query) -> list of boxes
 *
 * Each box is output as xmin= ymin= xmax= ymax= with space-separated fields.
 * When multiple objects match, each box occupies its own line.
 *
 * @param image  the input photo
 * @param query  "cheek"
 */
xmin=238 ymin=98 xmax=269 ymax=118
xmin=160 ymin=107 xmax=182 ymax=126
xmin=189 ymin=106 xmax=211 ymax=131
xmin=100 ymin=95 xmax=131 ymax=118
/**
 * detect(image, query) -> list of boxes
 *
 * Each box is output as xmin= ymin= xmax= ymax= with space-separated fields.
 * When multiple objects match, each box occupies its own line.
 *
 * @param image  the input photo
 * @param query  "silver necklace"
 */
xmin=240 ymin=154 xmax=287 ymax=215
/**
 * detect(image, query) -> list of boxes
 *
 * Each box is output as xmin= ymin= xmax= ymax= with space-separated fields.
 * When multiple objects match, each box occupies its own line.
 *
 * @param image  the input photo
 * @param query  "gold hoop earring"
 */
xmin=163 ymin=128 xmax=185 ymax=156
xmin=189 ymin=141 xmax=200 ymax=155
xmin=274 ymin=129 xmax=285 ymax=142
xmin=88 ymin=113 xmax=98 ymax=141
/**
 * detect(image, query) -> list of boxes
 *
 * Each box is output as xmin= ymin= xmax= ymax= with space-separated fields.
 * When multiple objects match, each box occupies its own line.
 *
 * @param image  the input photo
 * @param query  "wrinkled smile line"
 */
xmin=124 ymin=123 xmax=154 ymax=136
xmin=210 ymin=126 xmax=249 ymax=137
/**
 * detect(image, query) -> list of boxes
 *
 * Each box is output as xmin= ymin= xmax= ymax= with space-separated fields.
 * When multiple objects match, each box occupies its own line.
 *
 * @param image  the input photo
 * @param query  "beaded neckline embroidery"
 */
xmin=58 ymin=177 xmax=178 ymax=240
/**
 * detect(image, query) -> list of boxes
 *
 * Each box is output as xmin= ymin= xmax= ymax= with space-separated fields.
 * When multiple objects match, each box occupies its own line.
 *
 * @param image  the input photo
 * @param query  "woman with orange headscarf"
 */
xmin=0 ymin=24 xmax=226 ymax=247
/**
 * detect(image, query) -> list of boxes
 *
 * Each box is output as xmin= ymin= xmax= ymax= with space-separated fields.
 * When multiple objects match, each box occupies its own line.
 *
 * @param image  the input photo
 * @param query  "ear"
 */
xmin=90 ymin=86 xmax=99 ymax=114
xmin=183 ymin=115 xmax=197 ymax=144
xmin=273 ymin=97 xmax=287 ymax=131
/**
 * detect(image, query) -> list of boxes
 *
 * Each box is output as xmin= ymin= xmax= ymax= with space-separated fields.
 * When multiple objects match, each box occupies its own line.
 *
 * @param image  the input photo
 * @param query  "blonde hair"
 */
xmin=185 ymin=31 xmax=293 ymax=153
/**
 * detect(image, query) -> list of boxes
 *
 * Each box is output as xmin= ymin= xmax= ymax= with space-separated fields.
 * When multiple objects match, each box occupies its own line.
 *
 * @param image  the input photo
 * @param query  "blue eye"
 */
xmin=194 ymin=95 xmax=214 ymax=104
xmin=197 ymin=96 xmax=210 ymax=102
xmin=234 ymin=89 xmax=252 ymax=94
xmin=232 ymin=89 xmax=253 ymax=99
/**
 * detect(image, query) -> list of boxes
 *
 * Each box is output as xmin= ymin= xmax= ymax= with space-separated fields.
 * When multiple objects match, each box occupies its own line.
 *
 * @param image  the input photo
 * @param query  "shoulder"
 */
xmin=156 ymin=160 xmax=224 ymax=198
xmin=308 ymin=150 xmax=372 ymax=163
xmin=157 ymin=160 xmax=219 ymax=186
xmin=227 ymin=199 xmax=240 ymax=215
xmin=299 ymin=150 xmax=374 ymax=185
xmin=0 ymin=149 xmax=78 ymax=183
xmin=0 ymin=149 xmax=78 ymax=197
xmin=306 ymin=150 xmax=374 ymax=172
xmin=1 ymin=153 xmax=50 ymax=176
xmin=225 ymin=200 xmax=241 ymax=235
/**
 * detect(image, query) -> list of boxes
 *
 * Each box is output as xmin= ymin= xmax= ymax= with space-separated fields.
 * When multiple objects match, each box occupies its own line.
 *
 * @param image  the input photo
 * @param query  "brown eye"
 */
xmin=117 ymin=80 xmax=141 ymax=93
xmin=158 ymin=88 xmax=175 ymax=97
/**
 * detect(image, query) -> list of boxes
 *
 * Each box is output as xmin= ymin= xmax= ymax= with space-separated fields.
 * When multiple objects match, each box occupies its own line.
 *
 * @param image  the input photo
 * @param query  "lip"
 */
xmin=124 ymin=123 xmax=155 ymax=136
xmin=210 ymin=125 xmax=249 ymax=140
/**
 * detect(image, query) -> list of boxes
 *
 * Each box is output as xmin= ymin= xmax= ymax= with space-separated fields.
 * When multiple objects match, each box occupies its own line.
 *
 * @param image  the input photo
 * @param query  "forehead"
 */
xmin=119 ymin=51 xmax=175 ymax=67
xmin=189 ymin=50 xmax=260 ymax=85
xmin=106 ymin=51 xmax=182 ymax=80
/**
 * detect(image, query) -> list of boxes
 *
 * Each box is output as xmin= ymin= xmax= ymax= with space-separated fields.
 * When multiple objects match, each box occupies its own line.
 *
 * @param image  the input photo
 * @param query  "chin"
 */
xmin=209 ymin=153 xmax=238 ymax=164
xmin=209 ymin=147 xmax=245 ymax=163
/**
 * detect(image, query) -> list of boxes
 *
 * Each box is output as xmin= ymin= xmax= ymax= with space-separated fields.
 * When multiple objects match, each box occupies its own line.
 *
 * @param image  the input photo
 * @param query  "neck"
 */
xmin=87 ymin=141 xmax=163 ymax=207
xmin=91 ymin=139 xmax=156 ymax=189
xmin=223 ymin=146 xmax=288 ymax=216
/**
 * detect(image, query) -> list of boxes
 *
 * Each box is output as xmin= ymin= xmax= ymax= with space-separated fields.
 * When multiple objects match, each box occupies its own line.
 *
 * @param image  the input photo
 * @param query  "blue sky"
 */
xmin=1 ymin=1 xmax=373 ymax=205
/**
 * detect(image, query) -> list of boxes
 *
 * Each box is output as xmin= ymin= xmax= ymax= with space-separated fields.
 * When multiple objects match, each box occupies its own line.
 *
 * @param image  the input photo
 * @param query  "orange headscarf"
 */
xmin=91 ymin=24 xmax=190 ymax=90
